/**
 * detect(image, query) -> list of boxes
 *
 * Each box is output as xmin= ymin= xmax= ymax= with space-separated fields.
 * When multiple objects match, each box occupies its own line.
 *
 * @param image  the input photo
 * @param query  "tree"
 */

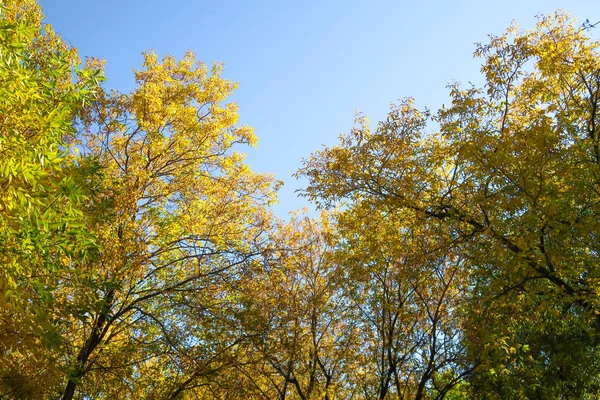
xmin=0 ymin=1 xmax=102 ymax=397
xmin=298 ymin=11 xmax=600 ymax=397
xmin=0 ymin=3 xmax=279 ymax=398
xmin=55 ymin=50 xmax=279 ymax=399
xmin=232 ymin=213 xmax=363 ymax=400
xmin=328 ymin=203 xmax=471 ymax=400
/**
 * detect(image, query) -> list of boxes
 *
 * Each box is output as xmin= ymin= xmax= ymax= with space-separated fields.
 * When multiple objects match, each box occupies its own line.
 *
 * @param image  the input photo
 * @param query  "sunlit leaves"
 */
xmin=55 ymin=46 xmax=279 ymax=399
xmin=0 ymin=1 xmax=104 ymax=397
xmin=299 ymin=10 xmax=600 ymax=398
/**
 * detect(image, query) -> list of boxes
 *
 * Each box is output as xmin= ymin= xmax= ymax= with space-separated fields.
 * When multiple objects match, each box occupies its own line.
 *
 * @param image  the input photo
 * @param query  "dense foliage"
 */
xmin=1 ymin=1 xmax=599 ymax=398
xmin=300 ymin=11 xmax=600 ymax=399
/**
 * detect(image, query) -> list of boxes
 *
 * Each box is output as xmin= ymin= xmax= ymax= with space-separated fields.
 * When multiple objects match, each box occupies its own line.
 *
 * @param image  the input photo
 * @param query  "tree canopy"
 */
xmin=300 ymin=11 xmax=600 ymax=398
xmin=1 ymin=2 xmax=600 ymax=399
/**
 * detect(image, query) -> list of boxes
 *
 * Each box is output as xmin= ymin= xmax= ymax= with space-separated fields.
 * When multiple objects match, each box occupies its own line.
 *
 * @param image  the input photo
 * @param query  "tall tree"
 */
xmin=330 ymin=204 xmax=471 ymax=399
xmin=232 ymin=213 xmax=362 ymax=400
xmin=0 ymin=1 xmax=102 ymax=397
xmin=299 ymin=11 xmax=600 ymax=397
xmin=56 ymin=50 xmax=278 ymax=399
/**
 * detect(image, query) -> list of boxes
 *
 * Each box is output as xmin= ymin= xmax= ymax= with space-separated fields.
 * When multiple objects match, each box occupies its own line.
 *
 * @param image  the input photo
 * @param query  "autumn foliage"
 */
xmin=1 ymin=1 xmax=600 ymax=398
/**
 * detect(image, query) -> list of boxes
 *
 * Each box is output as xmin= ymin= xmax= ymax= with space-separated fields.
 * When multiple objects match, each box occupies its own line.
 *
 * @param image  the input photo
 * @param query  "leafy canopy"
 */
xmin=299 ymin=10 xmax=600 ymax=397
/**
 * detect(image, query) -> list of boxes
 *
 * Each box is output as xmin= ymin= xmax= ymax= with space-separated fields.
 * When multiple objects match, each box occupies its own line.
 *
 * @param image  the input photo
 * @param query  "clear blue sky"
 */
xmin=41 ymin=0 xmax=600 ymax=215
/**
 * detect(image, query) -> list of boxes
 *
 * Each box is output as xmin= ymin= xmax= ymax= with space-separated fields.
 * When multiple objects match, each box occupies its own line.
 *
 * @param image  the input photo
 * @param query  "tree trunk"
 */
xmin=60 ymin=289 xmax=115 ymax=400
xmin=61 ymin=380 xmax=77 ymax=400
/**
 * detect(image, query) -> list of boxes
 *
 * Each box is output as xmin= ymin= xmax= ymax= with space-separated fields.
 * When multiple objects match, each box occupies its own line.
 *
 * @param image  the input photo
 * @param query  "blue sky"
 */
xmin=41 ymin=0 xmax=600 ymax=215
